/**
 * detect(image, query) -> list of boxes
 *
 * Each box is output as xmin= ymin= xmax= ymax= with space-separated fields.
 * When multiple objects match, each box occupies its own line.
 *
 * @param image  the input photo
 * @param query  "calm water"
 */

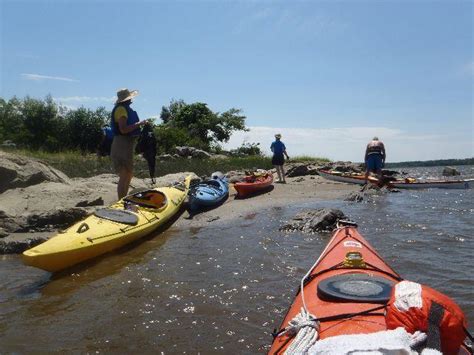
xmin=1 ymin=166 xmax=473 ymax=353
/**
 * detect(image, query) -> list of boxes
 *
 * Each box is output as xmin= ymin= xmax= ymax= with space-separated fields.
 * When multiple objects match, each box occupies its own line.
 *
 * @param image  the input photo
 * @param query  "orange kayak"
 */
xmin=234 ymin=171 xmax=273 ymax=198
xmin=269 ymin=222 xmax=471 ymax=354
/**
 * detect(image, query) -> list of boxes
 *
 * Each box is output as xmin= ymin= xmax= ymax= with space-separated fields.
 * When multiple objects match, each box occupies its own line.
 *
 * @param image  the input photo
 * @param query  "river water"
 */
xmin=1 ymin=166 xmax=472 ymax=353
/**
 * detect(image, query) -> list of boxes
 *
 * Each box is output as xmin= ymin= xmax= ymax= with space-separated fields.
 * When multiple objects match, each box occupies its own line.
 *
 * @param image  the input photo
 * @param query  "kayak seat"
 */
xmin=124 ymin=190 xmax=167 ymax=209
xmin=317 ymin=273 xmax=395 ymax=304
xmin=206 ymin=180 xmax=221 ymax=188
xmin=94 ymin=208 xmax=139 ymax=225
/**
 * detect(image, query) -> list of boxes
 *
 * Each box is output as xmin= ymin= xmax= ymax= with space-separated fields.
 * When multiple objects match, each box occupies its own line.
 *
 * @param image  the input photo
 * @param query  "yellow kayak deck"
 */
xmin=22 ymin=177 xmax=191 ymax=272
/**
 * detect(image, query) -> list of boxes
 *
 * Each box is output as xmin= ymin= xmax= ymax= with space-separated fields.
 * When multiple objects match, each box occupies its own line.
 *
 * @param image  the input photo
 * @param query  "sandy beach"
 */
xmin=0 ymin=150 xmax=359 ymax=253
xmin=177 ymin=175 xmax=358 ymax=229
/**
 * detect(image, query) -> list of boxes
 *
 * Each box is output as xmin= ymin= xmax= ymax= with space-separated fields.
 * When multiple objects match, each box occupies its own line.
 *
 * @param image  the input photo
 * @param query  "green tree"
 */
xmin=64 ymin=106 xmax=109 ymax=152
xmin=19 ymin=95 xmax=66 ymax=151
xmin=0 ymin=97 xmax=24 ymax=143
xmin=159 ymin=100 xmax=248 ymax=151
xmin=154 ymin=125 xmax=206 ymax=154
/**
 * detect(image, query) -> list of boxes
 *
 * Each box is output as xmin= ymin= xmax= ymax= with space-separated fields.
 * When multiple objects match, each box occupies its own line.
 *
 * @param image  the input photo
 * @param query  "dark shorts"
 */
xmin=366 ymin=154 xmax=383 ymax=172
xmin=272 ymin=154 xmax=285 ymax=166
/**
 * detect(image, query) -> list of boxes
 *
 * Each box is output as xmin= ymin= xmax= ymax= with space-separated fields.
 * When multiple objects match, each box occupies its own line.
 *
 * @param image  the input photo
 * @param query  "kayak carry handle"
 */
xmin=77 ymin=222 xmax=90 ymax=233
xmin=337 ymin=219 xmax=358 ymax=228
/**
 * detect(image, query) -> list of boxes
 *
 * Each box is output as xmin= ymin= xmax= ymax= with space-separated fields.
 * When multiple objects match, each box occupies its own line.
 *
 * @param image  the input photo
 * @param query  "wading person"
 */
xmin=110 ymin=88 xmax=147 ymax=199
xmin=271 ymin=133 xmax=290 ymax=183
xmin=364 ymin=136 xmax=386 ymax=183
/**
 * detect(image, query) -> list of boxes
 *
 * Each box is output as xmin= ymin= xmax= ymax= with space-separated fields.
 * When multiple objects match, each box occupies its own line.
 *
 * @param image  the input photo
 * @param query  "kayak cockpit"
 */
xmin=123 ymin=190 xmax=167 ymax=209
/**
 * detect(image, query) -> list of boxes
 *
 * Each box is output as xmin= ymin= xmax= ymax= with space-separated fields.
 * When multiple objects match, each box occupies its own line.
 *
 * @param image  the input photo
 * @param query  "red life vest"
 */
xmin=385 ymin=281 xmax=467 ymax=355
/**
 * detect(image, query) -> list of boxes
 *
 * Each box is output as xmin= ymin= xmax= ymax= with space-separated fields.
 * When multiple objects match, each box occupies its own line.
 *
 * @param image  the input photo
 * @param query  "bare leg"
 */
xmin=274 ymin=165 xmax=283 ymax=182
xmin=117 ymin=168 xmax=133 ymax=199
xmin=279 ymin=165 xmax=286 ymax=183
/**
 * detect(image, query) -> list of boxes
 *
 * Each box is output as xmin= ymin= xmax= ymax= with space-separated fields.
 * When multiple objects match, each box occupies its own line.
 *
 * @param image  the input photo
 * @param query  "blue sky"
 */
xmin=1 ymin=0 xmax=472 ymax=162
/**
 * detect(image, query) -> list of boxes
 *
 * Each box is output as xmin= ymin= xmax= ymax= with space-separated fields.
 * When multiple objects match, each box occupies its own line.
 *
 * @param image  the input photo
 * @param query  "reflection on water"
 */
xmin=0 ymin=166 xmax=472 ymax=352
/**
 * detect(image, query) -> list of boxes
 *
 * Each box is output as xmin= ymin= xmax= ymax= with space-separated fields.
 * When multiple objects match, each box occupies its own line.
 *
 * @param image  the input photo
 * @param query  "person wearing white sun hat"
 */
xmin=270 ymin=133 xmax=290 ymax=183
xmin=110 ymin=88 xmax=148 ymax=199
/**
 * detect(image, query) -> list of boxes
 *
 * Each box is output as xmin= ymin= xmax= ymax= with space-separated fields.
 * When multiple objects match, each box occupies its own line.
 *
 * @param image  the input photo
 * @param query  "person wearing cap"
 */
xmin=270 ymin=133 xmax=290 ymax=183
xmin=364 ymin=136 xmax=386 ymax=183
xmin=110 ymin=88 xmax=148 ymax=199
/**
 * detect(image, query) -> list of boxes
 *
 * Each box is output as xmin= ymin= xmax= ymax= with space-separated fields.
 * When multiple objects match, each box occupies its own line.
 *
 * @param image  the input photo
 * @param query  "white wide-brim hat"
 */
xmin=116 ymin=88 xmax=139 ymax=104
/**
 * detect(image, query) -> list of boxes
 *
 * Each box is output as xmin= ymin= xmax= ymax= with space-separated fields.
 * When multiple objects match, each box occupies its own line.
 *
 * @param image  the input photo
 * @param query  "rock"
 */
xmin=1 ymin=140 xmax=16 ymax=148
xmin=226 ymin=170 xmax=248 ymax=183
xmin=210 ymin=154 xmax=229 ymax=160
xmin=191 ymin=149 xmax=212 ymax=159
xmin=442 ymin=167 xmax=460 ymax=176
xmin=153 ymin=172 xmax=200 ymax=187
xmin=173 ymin=146 xmax=212 ymax=159
xmin=344 ymin=184 xmax=398 ymax=202
xmin=285 ymin=163 xmax=320 ymax=177
xmin=0 ymin=210 xmax=25 ymax=233
xmin=280 ymin=208 xmax=347 ymax=233
xmin=24 ymin=208 xmax=89 ymax=232
xmin=294 ymin=177 xmax=305 ymax=182
xmin=75 ymin=197 xmax=104 ymax=207
xmin=0 ymin=151 xmax=71 ymax=193
xmin=286 ymin=164 xmax=309 ymax=177
xmin=381 ymin=169 xmax=401 ymax=177
xmin=344 ymin=192 xmax=365 ymax=202
xmin=0 ymin=234 xmax=49 ymax=254
xmin=319 ymin=161 xmax=363 ymax=174
xmin=157 ymin=154 xmax=175 ymax=161
xmin=0 ymin=227 xmax=9 ymax=238
xmin=2 ymin=205 xmax=113 ymax=236
xmin=174 ymin=146 xmax=196 ymax=157
xmin=333 ymin=165 xmax=362 ymax=174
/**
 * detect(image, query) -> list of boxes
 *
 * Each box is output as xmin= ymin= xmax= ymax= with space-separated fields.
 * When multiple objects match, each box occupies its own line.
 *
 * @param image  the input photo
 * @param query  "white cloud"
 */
xmin=224 ymin=126 xmax=472 ymax=162
xmin=53 ymin=96 xmax=114 ymax=103
xmin=21 ymin=73 xmax=78 ymax=82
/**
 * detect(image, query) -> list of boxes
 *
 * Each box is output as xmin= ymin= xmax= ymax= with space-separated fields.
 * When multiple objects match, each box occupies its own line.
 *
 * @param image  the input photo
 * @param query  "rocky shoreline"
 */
xmin=0 ymin=150 xmax=386 ymax=254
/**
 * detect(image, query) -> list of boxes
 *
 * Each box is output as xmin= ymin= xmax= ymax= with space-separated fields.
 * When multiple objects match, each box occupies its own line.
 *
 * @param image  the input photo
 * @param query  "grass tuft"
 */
xmin=4 ymin=149 xmax=330 ymax=178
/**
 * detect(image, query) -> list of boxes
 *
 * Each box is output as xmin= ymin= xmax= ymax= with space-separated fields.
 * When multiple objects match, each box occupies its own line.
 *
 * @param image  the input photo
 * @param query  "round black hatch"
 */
xmin=317 ymin=273 xmax=394 ymax=303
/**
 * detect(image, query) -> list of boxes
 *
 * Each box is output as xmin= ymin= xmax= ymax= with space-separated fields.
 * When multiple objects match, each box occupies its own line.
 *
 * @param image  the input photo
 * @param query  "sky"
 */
xmin=1 ymin=0 xmax=472 ymax=162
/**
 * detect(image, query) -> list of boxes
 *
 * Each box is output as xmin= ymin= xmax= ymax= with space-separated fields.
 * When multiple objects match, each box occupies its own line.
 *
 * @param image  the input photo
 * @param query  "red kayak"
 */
xmin=233 ymin=171 xmax=273 ymax=198
xmin=269 ymin=221 xmax=470 ymax=354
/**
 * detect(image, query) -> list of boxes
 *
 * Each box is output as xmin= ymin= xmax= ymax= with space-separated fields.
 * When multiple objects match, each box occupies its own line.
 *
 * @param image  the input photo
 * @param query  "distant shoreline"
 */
xmin=384 ymin=158 xmax=473 ymax=168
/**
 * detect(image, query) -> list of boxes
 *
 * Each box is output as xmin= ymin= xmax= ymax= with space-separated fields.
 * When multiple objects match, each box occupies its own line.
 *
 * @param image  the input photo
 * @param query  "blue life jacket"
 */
xmin=110 ymin=104 xmax=140 ymax=136
xmin=103 ymin=126 xmax=114 ymax=141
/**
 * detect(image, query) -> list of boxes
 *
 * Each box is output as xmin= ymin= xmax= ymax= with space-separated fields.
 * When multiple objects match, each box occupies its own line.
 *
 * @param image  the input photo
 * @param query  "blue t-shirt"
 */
xmin=270 ymin=140 xmax=286 ymax=155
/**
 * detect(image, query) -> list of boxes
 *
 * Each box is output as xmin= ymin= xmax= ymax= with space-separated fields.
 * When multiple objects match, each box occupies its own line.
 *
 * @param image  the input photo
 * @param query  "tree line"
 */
xmin=0 ymin=96 xmax=259 ymax=155
xmin=386 ymin=158 xmax=474 ymax=168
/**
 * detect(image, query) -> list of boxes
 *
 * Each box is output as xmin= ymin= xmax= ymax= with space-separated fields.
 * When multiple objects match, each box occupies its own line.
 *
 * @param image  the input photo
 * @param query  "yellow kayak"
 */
xmin=23 ymin=176 xmax=192 ymax=272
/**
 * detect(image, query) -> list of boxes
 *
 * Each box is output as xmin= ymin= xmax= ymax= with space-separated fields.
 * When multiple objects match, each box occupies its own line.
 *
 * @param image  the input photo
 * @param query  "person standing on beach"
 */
xmin=271 ymin=133 xmax=290 ymax=183
xmin=364 ymin=136 xmax=386 ymax=183
xmin=97 ymin=124 xmax=114 ymax=156
xmin=110 ymin=88 xmax=148 ymax=199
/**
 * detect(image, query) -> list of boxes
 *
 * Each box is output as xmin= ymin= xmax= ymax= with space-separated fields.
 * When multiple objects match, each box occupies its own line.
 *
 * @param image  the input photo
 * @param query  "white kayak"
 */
xmin=318 ymin=170 xmax=473 ymax=190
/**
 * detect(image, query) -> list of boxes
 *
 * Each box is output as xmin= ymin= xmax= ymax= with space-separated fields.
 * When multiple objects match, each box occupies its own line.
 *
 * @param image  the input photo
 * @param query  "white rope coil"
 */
xmin=278 ymin=308 xmax=319 ymax=354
